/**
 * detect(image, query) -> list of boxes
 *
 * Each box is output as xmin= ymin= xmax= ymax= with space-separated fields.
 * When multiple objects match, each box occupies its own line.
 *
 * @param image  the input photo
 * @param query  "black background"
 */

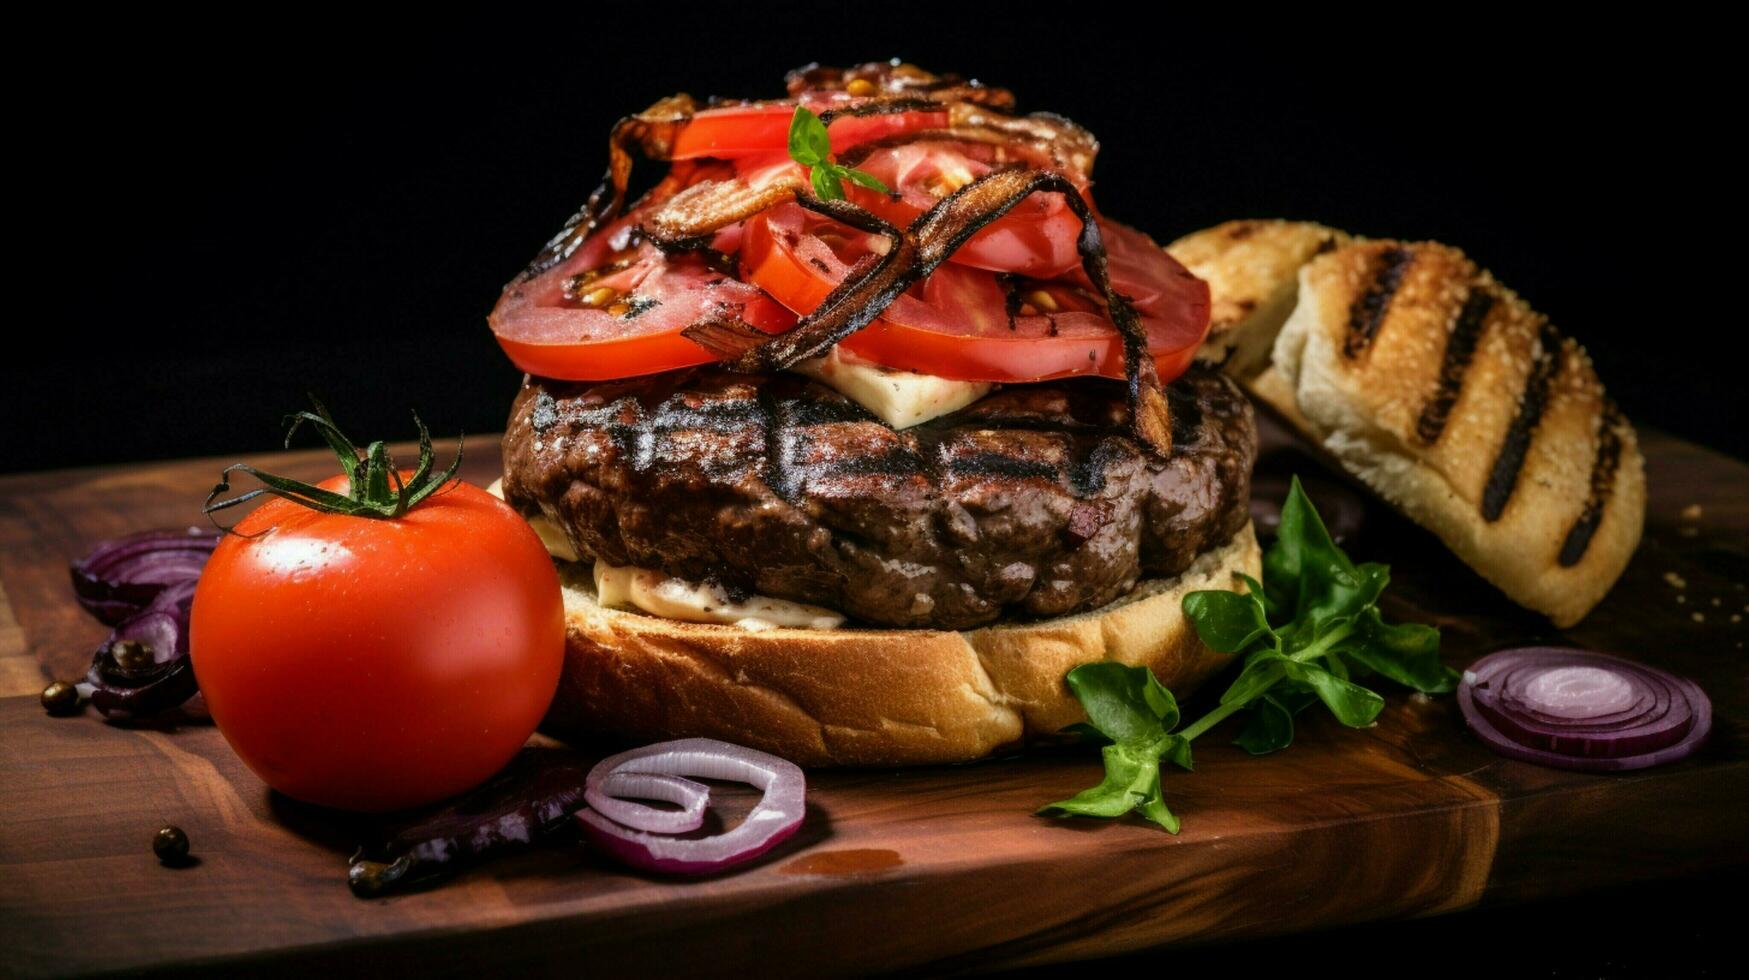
xmin=8 ymin=9 xmax=1741 ymax=472
xmin=8 ymin=8 xmax=1737 ymax=974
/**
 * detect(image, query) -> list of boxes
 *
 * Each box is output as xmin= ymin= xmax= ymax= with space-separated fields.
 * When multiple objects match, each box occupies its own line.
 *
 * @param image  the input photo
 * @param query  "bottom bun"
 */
xmin=543 ymin=523 xmax=1261 ymax=767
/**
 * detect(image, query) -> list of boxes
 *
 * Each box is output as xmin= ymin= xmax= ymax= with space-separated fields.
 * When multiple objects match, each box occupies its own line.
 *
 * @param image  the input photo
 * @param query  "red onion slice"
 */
xmin=70 ymin=527 xmax=219 ymax=625
xmin=1459 ymin=647 xmax=1712 ymax=771
xmin=577 ymin=738 xmax=805 ymax=875
xmin=85 ymin=577 xmax=200 ymax=718
xmin=585 ymin=771 xmax=711 ymax=834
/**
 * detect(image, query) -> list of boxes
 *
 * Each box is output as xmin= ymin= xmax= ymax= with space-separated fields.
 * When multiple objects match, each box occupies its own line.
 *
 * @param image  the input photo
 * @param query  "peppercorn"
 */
xmin=153 ymin=825 xmax=190 ymax=865
xmin=40 ymin=680 xmax=80 ymax=716
xmin=111 ymin=638 xmax=153 ymax=672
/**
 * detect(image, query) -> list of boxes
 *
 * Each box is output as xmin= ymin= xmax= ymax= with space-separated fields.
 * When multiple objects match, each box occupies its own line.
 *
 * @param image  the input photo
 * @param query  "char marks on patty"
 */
xmin=502 ymin=367 xmax=1255 ymax=630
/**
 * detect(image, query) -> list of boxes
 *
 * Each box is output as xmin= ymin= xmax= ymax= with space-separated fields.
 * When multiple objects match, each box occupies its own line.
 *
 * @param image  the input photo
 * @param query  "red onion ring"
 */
xmin=85 ymin=577 xmax=200 ymax=718
xmin=70 ymin=527 xmax=219 ymax=625
xmin=576 ymin=738 xmax=805 ymax=875
xmin=1458 ymin=647 xmax=1711 ymax=771
xmin=585 ymin=771 xmax=711 ymax=835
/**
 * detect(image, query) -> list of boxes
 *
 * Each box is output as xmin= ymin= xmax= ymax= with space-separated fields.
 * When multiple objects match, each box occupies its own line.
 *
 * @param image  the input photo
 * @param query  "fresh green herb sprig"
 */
xmin=203 ymin=396 xmax=462 ymax=530
xmin=788 ymin=106 xmax=890 ymax=201
xmin=1040 ymin=476 xmax=1459 ymax=832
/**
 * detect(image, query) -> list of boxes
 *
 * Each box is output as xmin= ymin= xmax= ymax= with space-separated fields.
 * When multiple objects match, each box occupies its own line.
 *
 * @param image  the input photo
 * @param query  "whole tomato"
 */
xmin=191 ymin=466 xmax=564 ymax=812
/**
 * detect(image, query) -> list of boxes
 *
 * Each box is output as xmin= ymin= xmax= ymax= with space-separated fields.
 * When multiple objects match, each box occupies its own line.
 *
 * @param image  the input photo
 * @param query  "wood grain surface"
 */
xmin=1 ymin=427 xmax=1745 ymax=978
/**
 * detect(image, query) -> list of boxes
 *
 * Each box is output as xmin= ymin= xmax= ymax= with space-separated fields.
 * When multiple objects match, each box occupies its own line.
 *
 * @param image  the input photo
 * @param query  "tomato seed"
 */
xmin=578 ymin=286 xmax=619 ymax=308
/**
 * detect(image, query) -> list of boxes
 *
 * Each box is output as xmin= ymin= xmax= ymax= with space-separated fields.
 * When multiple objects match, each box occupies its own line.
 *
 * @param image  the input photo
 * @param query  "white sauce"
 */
xmin=489 ymin=478 xmax=843 ymax=630
xmin=485 ymin=479 xmax=580 ymax=562
xmin=593 ymin=560 xmax=845 ymax=631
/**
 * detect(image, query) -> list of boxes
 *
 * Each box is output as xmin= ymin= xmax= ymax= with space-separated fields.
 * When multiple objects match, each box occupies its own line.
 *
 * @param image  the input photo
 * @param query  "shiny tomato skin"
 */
xmin=190 ymin=475 xmax=565 ymax=813
xmin=488 ymin=214 xmax=796 ymax=382
xmin=733 ymin=146 xmax=1088 ymax=277
xmin=670 ymin=101 xmax=948 ymax=160
xmin=741 ymin=204 xmax=1212 ymax=384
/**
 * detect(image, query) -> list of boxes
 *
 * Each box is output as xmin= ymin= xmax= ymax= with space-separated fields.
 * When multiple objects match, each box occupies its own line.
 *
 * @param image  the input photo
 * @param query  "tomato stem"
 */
xmin=203 ymin=395 xmax=463 ymax=532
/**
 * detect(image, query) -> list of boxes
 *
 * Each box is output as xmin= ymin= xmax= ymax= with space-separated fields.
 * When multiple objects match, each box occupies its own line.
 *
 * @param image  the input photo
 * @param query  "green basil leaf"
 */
xmin=1263 ymin=477 xmax=1342 ymax=607
xmin=1042 ymin=472 xmax=1448 ymax=836
xmin=1322 ymin=647 xmax=1351 ymax=680
xmin=787 ymin=106 xmax=829 ymax=166
xmin=1039 ymin=742 xmax=1181 ymax=833
xmin=841 ymin=167 xmax=890 ymax=194
xmin=809 ymin=165 xmax=843 ymax=201
xmin=1276 ymin=561 xmax=1387 ymax=654
xmin=1265 ymin=478 xmax=1387 ymax=641
xmin=1064 ymin=662 xmax=1179 ymax=743
xmin=1045 ymin=665 xmax=1188 ymax=832
xmin=1234 ymin=683 xmax=1324 ymax=754
xmin=1274 ymin=684 xmax=1320 ymax=714
xmin=1340 ymin=607 xmax=1459 ymax=693
xmin=1234 ymin=694 xmax=1296 ymax=754
xmin=1236 ymin=572 xmax=1283 ymax=623
xmin=1218 ymin=652 xmax=1287 ymax=706
xmin=1162 ymin=735 xmax=1194 ymax=772
xmin=1183 ymin=588 xmax=1274 ymax=653
xmin=804 ymin=166 xmax=839 ymax=201
xmin=1282 ymin=661 xmax=1385 ymax=727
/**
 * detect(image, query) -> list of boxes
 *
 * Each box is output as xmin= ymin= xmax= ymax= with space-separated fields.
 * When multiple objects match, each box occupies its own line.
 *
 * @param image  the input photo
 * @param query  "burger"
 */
xmin=488 ymin=61 xmax=1263 ymax=766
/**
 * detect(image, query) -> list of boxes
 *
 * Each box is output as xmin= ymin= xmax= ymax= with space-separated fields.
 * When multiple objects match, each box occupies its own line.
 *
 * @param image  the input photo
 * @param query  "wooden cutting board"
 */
xmin=1 ymin=425 xmax=1745 ymax=978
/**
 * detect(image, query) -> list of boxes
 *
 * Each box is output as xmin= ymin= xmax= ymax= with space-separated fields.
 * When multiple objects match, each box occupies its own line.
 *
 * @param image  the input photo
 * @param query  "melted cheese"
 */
xmin=592 ymin=561 xmax=844 ymax=631
xmin=794 ymin=348 xmax=991 ymax=429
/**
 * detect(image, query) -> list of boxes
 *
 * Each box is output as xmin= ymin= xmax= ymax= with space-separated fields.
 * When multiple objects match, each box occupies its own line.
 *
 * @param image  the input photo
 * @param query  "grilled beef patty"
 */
xmin=502 ymin=367 xmax=1255 ymax=630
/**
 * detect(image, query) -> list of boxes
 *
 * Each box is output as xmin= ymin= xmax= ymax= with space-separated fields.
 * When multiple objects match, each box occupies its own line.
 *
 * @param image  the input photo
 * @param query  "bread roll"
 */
xmin=543 ymin=524 xmax=1261 ymax=767
xmin=1269 ymin=240 xmax=1644 ymax=627
xmin=1169 ymin=219 xmax=1350 ymax=380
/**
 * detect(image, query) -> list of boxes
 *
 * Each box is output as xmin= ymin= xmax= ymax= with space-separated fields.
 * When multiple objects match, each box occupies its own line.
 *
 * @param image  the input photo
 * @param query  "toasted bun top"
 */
xmin=1170 ymin=219 xmax=1350 ymax=378
xmin=1269 ymin=239 xmax=1644 ymax=626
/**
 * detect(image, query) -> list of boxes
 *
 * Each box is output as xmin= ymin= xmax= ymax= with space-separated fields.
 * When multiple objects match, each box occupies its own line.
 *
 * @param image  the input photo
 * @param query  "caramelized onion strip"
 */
xmin=946 ymin=104 xmax=1099 ymax=175
xmin=518 ymin=94 xmax=698 ymax=281
xmin=727 ymin=169 xmax=1171 ymax=454
xmin=837 ymin=126 xmax=1091 ymax=175
xmin=644 ymin=172 xmax=807 ymax=244
xmin=679 ymin=314 xmax=776 ymax=359
xmin=785 ymin=61 xmax=1016 ymax=110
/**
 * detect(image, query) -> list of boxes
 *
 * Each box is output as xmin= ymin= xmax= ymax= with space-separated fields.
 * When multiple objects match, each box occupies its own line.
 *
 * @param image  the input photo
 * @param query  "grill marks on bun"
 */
xmin=1319 ymin=242 xmax=1619 ymax=545
xmin=1415 ymin=286 xmax=1495 ymax=445
xmin=1559 ymin=401 xmax=1626 ymax=568
xmin=1480 ymin=319 xmax=1566 ymax=523
xmin=1341 ymin=246 xmax=1415 ymax=358
xmin=1259 ymin=237 xmax=1644 ymax=628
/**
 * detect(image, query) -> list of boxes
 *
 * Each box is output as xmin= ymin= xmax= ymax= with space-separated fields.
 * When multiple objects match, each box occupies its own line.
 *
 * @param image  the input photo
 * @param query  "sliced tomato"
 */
xmin=850 ymin=140 xmax=1089 ymax=277
xmin=734 ymin=140 xmax=1089 ymax=277
xmin=490 ymin=217 xmax=795 ymax=381
xmin=670 ymin=99 xmax=948 ymax=161
xmin=741 ymin=203 xmax=1210 ymax=384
